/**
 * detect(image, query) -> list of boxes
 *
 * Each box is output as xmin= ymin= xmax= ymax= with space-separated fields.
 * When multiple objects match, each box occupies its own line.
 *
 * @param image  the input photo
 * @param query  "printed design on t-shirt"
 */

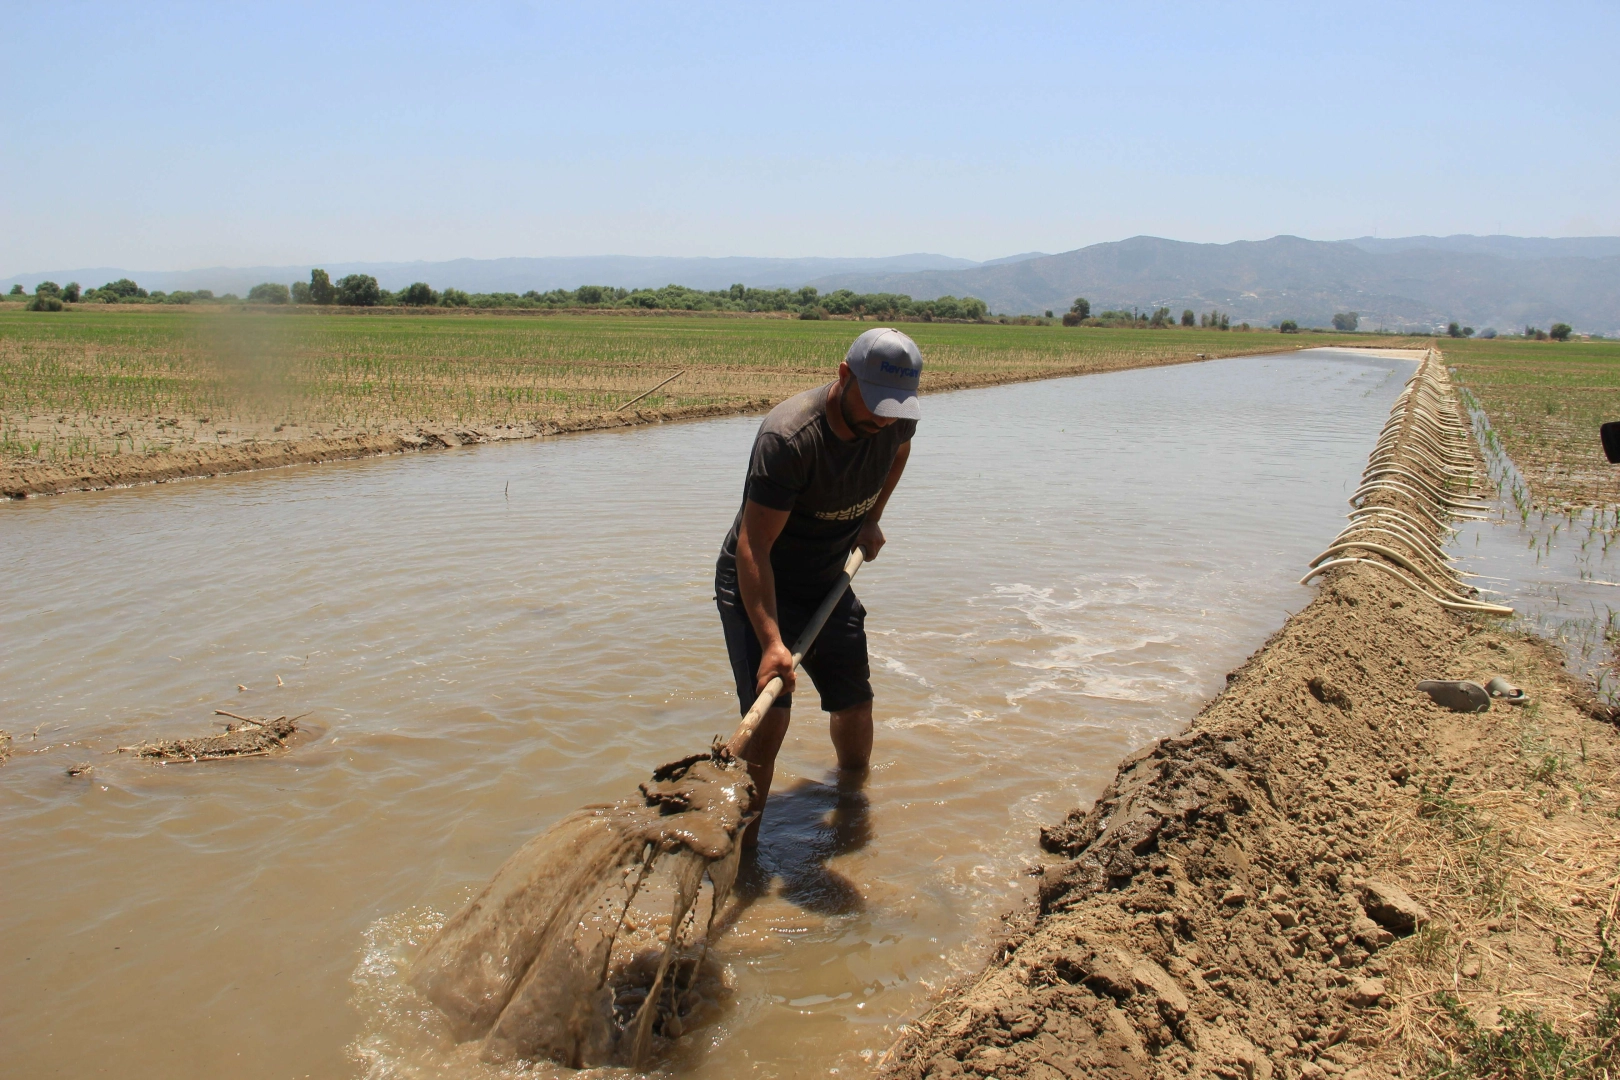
xmin=812 ymin=490 xmax=881 ymax=522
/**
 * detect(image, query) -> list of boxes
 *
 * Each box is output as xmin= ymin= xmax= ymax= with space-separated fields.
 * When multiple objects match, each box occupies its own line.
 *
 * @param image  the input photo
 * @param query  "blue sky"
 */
xmin=4 ymin=1 xmax=1616 ymax=272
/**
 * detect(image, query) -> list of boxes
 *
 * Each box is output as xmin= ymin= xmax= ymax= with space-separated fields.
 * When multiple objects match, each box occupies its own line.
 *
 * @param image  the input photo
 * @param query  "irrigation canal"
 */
xmin=5 ymin=349 xmax=1439 ymax=1079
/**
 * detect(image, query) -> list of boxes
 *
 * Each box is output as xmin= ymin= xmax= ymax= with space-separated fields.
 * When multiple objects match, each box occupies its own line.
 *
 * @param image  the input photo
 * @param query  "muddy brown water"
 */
xmin=1 ymin=350 xmax=1410 ymax=1079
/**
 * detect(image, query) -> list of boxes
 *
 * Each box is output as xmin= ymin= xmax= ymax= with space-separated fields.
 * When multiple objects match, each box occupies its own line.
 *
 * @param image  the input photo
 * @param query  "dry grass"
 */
xmin=1366 ymin=632 xmax=1620 ymax=1078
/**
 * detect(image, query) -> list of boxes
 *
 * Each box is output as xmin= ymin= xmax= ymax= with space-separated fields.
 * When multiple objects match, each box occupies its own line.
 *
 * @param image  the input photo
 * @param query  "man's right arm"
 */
xmin=736 ymin=498 xmax=796 ymax=696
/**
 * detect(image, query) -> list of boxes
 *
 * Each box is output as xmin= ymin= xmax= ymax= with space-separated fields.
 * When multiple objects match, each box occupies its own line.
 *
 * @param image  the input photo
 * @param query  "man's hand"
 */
xmin=856 ymin=518 xmax=886 ymax=560
xmin=855 ymin=441 xmax=907 ymax=562
xmin=756 ymin=637 xmax=796 ymax=696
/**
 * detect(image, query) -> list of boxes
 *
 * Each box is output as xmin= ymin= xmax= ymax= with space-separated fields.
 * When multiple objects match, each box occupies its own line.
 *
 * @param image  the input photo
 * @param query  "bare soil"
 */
xmin=882 ymin=562 xmax=1620 ymax=1080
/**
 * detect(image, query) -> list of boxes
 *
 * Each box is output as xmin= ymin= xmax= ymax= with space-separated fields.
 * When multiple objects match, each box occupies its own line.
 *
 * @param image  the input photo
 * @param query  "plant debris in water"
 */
xmin=123 ymin=711 xmax=301 ymax=762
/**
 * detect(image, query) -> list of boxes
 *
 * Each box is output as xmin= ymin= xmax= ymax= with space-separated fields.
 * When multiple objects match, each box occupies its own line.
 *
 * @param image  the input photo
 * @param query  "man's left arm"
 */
xmin=855 ymin=441 xmax=910 ymax=561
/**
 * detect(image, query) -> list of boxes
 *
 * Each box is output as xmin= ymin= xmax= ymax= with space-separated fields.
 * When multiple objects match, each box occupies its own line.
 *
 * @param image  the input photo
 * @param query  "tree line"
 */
xmin=1057 ymin=297 xmax=1254 ymax=331
xmin=10 ymin=275 xmax=1593 ymax=339
xmin=10 ymin=270 xmax=991 ymax=322
xmin=9 ymin=277 xmax=234 ymax=309
xmin=268 ymin=271 xmax=993 ymax=321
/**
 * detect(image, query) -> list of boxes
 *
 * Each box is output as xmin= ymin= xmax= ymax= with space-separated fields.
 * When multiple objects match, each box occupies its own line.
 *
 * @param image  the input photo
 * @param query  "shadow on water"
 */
xmin=731 ymin=770 xmax=873 ymax=919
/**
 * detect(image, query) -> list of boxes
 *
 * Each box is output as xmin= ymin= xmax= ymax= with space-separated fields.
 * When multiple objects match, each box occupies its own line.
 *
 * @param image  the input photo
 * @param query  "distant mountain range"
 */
xmin=1343 ymin=235 xmax=1620 ymax=260
xmin=0 ymin=253 xmax=1004 ymax=299
xmin=805 ymin=235 xmax=1620 ymax=334
xmin=7 ymin=234 xmax=1618 ymax=334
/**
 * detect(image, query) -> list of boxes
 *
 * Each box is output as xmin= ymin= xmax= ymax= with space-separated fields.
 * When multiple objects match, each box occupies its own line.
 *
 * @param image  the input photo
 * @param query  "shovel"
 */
xmin=728 ymin=546 xmax=866 ymax=762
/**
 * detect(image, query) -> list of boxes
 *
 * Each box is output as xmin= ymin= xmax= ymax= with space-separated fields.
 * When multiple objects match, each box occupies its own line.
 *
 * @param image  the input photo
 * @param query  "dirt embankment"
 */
xmin=883 ymin=564 xmax=1620 ymax=1080
xmin=884 ymin=354 xmax=1620 ymax=1079
xmin=0 ymin=400 xmax=779 ymax=499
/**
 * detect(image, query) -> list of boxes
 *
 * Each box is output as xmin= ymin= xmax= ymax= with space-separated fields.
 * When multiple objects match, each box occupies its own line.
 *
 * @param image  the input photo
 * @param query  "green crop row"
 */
xmin=1445 ymin=337 xmax=1620 ymax=508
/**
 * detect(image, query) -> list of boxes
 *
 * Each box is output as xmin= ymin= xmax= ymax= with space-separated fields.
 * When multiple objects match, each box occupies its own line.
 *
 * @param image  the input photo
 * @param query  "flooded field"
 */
xmin=1456 ymin=399 xmax=1620 ymax=701
xmin=1 ymin=350 xmax=1411 ymax=1079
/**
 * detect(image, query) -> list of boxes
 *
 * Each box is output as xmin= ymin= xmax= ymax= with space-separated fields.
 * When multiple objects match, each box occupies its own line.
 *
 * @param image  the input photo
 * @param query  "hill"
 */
xmin=1345 ymin=234 xmax=1620 ymax=260
xmin=805 ymin=235 xmax=1620 ymax=334
xmin=0 ymin=253 xmax=1019 ymax=299
xmin=8 ymin=237 xmax=1618 ymax=334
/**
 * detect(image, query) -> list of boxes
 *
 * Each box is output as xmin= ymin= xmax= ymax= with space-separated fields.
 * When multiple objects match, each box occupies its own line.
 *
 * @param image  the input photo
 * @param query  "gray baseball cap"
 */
xmin=845 ymin=328 xmax=923 ymax=420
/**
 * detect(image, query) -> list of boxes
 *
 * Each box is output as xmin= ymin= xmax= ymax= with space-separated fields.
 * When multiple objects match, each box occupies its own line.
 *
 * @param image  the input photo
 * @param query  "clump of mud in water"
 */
xmin=409 ymin=746 xmax=754 ymax=1068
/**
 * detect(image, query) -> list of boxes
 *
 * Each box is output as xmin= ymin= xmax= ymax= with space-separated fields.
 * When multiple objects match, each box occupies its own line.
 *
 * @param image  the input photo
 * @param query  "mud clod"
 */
xmin=1307 ymin=676 xmax=1352 ymax=713
xmin=1346 ymin=978 xmax=1385 ymax=1008
xmin=1355 ymin=880 xmax=1427 ymax=936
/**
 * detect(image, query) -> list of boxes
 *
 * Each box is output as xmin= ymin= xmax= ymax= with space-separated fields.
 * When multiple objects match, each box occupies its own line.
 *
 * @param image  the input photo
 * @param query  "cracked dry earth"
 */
xmin=882 ymin=562 xmax=1620 ymax=1080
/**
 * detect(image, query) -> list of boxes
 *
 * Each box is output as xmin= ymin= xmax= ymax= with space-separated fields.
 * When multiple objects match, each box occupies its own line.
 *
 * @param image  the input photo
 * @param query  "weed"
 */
xmin=1595 ymin=992 xmax=1620 ymax=1046
xmin=1419 ymin=782 xmax=1482 ymax=837
xmin=1411 ymin=923 xmax=1453 ymax=968
xmin=1530 ymin=753 xmax=1564 ymax=785
xmin=1426 ymin=992 xmax=1606 ymax=1080
xmin=1416 ymin=783 xmax=1509 ymax=903
xmin=1597 ymin=916 xmax=1620 ymax=976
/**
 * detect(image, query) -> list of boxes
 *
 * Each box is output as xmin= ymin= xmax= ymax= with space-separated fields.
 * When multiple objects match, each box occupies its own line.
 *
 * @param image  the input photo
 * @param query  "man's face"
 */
xmin=840 ymin=371 xmax=895 ymax=440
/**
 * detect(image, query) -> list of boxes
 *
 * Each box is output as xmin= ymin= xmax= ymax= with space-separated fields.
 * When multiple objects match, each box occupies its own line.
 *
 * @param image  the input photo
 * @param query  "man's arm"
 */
xmin=854 ymin=441 xmax=910 ymax=561
xmin=736 ymin=498 xmax=796 ymax=696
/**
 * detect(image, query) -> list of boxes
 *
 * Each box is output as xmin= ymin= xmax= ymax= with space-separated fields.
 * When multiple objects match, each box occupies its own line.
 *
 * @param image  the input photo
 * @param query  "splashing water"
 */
xmin=398 ymin=752 xmax=752 ymax=1069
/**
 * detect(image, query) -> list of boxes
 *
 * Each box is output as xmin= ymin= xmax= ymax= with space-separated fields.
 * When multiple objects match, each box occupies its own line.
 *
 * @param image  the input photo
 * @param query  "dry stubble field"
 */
xmin=0 ymin=304 xmax=1412 ymax=496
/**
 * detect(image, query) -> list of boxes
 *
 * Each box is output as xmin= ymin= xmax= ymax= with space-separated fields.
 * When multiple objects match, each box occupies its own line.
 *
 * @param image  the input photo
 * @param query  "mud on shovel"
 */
xmin=407 ymin=547 xmax=867 ymax=1068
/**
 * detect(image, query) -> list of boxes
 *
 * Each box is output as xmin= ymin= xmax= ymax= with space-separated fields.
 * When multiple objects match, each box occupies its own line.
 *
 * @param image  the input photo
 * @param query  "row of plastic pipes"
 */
xmin=1300 ymin=351 xmax=1514 ymax=615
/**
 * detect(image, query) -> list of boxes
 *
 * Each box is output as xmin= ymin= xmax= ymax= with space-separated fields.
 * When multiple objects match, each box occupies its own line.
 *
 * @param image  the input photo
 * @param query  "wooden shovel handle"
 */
xmin=727 ymin=547 xmax=866 ymax=763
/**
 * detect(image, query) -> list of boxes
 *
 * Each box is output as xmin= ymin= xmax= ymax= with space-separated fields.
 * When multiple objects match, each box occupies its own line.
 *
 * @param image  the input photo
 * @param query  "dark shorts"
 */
xmin=715 ymin=572 xmax=872 ymax=716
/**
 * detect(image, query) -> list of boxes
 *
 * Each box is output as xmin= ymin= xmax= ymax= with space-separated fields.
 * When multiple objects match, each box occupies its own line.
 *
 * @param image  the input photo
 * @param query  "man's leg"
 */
xmin=829 ymin=699 xmax=872 ymax=772
xmin=805 ymin=587 xmax=873 ymax=776
xmin=736 ymin=704 xmax=790 ymax=849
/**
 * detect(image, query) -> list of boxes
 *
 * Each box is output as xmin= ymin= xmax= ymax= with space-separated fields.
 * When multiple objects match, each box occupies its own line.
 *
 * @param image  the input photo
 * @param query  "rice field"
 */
xmin=0 ymin=305 xmax=1411 ymax=477
xmin=1444 ymin=336 xmax=1620 ymax=508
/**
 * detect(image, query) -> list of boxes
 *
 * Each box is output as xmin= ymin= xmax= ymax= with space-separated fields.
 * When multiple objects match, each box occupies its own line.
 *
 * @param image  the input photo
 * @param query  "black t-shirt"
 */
xmin=717 ymin=383 xmax=916 ymax=597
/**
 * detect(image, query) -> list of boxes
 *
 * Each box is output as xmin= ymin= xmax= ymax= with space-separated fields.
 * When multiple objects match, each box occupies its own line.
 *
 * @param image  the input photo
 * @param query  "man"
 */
xmin=716 ymin=327 xmax=922 ymax=846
